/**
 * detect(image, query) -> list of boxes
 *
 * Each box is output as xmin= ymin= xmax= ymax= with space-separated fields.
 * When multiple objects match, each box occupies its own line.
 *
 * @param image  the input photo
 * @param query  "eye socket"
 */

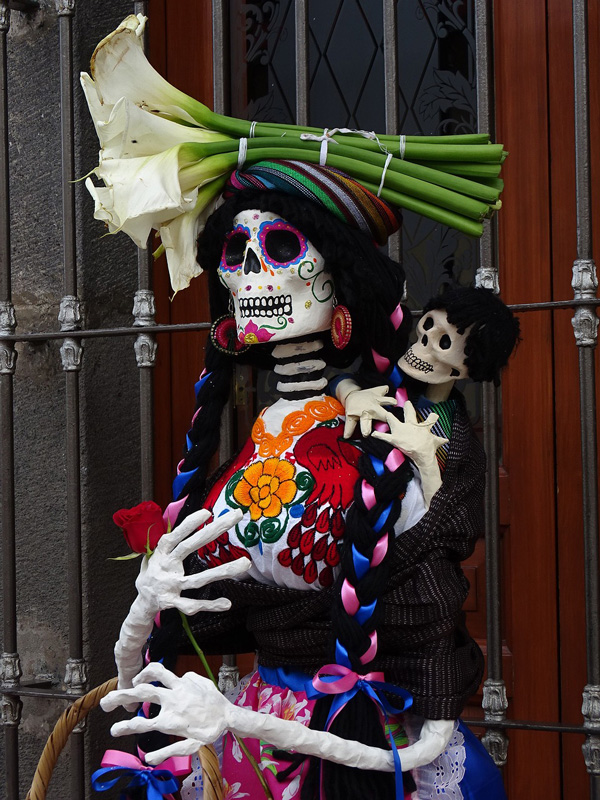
xmin=224 ymin=231 xmax=249 ymax=267
xmin=422 ymin=316 xmax=434 ymax=331
xmin=439 ymin=334 xmax=452 ymax=350
xmin=264 ymin=229 xmax=302 ymax=263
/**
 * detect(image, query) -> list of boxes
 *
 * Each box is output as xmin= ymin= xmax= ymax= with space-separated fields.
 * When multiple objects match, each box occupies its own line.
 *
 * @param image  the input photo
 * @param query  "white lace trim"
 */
xmin=411 ymin=721 xmax=466 ymax=799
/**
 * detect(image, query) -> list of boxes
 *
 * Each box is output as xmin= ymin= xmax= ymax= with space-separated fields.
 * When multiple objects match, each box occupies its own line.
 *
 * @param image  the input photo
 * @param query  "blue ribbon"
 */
xmin=306 ymin=671 xmax=413 ymax=800
xmin=91 ymin=765 xmax=179 ymax=800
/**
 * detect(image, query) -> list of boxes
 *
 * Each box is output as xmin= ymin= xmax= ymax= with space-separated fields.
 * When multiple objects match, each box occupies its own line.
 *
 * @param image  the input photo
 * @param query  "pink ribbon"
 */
xmin=385 ymin=447 xmax=405 ymax=472
xmin=371 ymin=348 xmax=390 ymax=373
xmin=312 ymin=664 xmax=386 ymax=695
xmin=361 ymin=479 xmax=377 ymax=510
xmin=101 ymin=750 xmax=191 ymax=777
xmin=390 ymin=302 xmax=404 ymax=331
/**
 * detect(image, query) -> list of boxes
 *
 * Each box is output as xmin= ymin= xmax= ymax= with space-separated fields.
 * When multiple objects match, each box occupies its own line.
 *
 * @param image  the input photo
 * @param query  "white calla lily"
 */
xmin=88 ymin=95 xmax=230 ymax=162
xmin=86 ymin=14 xmax=211 ymax=127
xmin=87 ymin=144 xmax=202 ymax=248
xmin=158 ymin=180 xmax=226 ymax=293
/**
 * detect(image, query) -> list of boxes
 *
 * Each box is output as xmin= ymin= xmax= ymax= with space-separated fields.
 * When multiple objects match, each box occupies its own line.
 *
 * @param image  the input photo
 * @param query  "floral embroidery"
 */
xmin=233 ymin=458 xmax=298 ymax=521
xmin=251 ymin=396 xmax=344 ymax=458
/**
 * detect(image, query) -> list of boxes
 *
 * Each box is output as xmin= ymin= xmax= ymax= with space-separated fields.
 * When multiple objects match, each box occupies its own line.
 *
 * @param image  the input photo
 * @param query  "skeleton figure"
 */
xmin=103 ymin=167 xmax=511 ymax=800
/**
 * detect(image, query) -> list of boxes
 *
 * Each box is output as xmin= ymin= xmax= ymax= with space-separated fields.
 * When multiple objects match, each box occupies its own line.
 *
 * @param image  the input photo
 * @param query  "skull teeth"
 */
xmin=239 ymin=294 xmax=292 ymax=318
xmin=404 ymin=348 xmax=434 ymax=373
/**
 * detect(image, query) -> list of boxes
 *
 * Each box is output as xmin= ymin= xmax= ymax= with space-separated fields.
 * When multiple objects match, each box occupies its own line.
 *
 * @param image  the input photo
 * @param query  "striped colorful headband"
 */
xmin=223 ymin=160 xmax=402 ymax=246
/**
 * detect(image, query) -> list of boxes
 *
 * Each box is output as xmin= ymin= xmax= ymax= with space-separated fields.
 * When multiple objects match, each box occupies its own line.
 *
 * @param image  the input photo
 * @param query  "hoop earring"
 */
xmin=331 ymin=304 xmax=352 ymax=350
xmin=210 ymin=315 xmax=250 ymax=356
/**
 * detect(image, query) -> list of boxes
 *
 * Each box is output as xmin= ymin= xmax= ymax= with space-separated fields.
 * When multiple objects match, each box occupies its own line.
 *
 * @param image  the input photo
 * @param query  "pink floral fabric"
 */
xmin=221 ymin=671 xmax=316 ymax=799
xmin=221 ymin=671 xmax=413 ymax=799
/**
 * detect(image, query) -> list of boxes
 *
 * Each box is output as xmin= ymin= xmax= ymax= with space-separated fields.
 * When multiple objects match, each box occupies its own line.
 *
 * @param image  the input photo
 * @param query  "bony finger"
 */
xmin=343 ymin=416 xmax=357 ymax=439
xmin=174 ymin=597 xmax=231 ymax=616
xmin=101 ymin=688 xmax=143 ymax=713
xmin=371 ymin=430 xmax=391 ymax=443
xmin=403 ymin=401 xmax=417 ymax=423
xmin=360 ymin=413 xmax=373 ymax=438
xmin=183 ymin=557 xmax=251 ymax=589
xmin=145 ymin=739 xmax=202 ymax=765
xmin=164 ymin=509 xmax=212 ymax=552
xmin=423 ymin=412 xmax=439 ymax=427
xmin=133 ymin=662 xmax=178 ymax=689
xmin=176 ymin=509 xmax=243 ymax=558
xmin=110 ymin=717 xmax=154 ymax=737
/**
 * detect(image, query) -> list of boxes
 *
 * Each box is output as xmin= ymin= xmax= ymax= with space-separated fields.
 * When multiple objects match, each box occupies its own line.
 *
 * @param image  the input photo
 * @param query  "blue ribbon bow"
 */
xmin=91 ymin=765 xmax=179 ymax=800
xmin=307 ymin=666 xmax=413 ymax=800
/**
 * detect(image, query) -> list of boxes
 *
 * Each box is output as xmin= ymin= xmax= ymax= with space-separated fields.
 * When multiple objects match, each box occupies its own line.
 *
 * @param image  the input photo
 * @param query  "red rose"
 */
xmin=113 ymin=501 xmax=168 ymax=554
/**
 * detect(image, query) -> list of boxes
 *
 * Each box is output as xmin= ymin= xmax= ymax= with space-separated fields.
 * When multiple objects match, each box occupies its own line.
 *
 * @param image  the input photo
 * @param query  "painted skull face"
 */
xmin=398 ymin=308 xmax=470 ymax=385
xmin=218 ymin=210 xmax=334 ymax=345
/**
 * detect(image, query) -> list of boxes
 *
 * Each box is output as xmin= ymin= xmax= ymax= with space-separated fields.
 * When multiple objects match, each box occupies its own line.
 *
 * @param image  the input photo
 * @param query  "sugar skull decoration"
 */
xmin=217 ymin=210 xmax=334 ymax=346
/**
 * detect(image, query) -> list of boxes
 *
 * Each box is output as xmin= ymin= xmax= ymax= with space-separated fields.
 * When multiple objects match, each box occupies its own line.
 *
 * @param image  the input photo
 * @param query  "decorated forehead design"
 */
xmin=219 ymin=212 xmax=309 ymax=274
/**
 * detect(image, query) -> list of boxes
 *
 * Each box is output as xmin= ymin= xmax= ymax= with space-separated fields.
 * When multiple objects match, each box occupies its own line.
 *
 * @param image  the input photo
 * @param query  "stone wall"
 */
xmin=1 ymin=2 xmax=145 ymax=796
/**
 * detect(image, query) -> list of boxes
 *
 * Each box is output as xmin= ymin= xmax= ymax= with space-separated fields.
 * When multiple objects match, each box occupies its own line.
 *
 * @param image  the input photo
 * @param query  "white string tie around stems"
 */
xmin=249 ymin=120 xmax=257 ymax=138
xmin=399 ymin=134 xmax=406 ymax=159
xmin=238 ymin=137 xmax=248 ymax=169
xmin=377 ymin=153 xmax=393 ymax=197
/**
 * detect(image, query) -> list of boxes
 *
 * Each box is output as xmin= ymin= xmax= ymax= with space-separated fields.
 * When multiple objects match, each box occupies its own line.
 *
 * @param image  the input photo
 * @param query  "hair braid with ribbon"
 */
xmin=300 ymin=300 xmax=416 ymax=800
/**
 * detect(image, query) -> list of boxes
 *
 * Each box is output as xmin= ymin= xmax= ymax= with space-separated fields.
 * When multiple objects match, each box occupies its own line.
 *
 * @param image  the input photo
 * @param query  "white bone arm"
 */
xmin=102 ymin=663 xmax=454 ymax=772
xmin=114 ymin=508 xmax=251 ymax=691
xmin=371 ymin=402 xmax=448 ymax=508
xmin=335 ymin=378 xmax=397 ymax=438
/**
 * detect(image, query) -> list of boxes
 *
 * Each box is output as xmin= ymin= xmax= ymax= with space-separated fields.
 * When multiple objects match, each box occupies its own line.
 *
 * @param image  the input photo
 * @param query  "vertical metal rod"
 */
xmin=59 ymin=9 xmax=76 ymax=297
xmin=570 ymin=0 xmax=600 ymax=791
xmin=133 ymin=1 xmax=156 ymax=501
xmin=0 ymin=5 xmax=22 ymax=797
xmin=475 ymin=0 xmax=508 ymax=768
xmin=0 ymin=2 xmax=9 ymax=300
xmin=58 ymin=3 xmax=86 ymax=795
xmin=382 ymin=0 xmax=399 ymax=263
xmin=212 ymin=0 xmax=230 ymax=116
xmin=212 ymin=0 xmax=235 ymax=466
xmin=295 ymin=0 xmax=309 ymax=126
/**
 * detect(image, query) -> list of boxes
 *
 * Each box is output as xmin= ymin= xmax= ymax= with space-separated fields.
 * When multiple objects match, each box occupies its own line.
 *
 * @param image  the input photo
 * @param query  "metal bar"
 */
xmin=132 ymin=0 xmax=156 ymax=501
xmin=382 ymin=0 xmax=399 ymax=263
xmin=57 ymin=3 xmax=86 ymax=796
xmin=0 ymin=5 xmax=22 ymax=797
xmin=570 ymin=0 xmax=600 ymax=787
xmin=475 ymin=0 xmax=508 ymax=769
xmin=464 ymin=718 xmax=600 ymax=735
xmin=295 ymin=0 xmax=309 ymax=126
xmin=212 ymin=0 xmax=229 ymax=116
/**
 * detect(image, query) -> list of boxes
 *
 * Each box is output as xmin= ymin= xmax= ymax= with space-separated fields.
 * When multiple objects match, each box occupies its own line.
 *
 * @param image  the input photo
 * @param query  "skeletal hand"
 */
xmin=115 ymin=508 xmax=251 ymax=692
xmin=342 ymin=385 xmax=397 ymax=438
xmin=371 ymin=401 xmax=447 ymax=465
xmin=102 ymin=663 xmax=232 ymax=763
xmin=134 ymin=507 xmax=250 ymax=617
xmin=371 ymin=402 xmax=448 ymax=508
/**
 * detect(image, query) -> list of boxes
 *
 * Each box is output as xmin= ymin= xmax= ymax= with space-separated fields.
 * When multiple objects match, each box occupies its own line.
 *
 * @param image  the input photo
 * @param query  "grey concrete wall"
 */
xmin=1 ymin=2 xmax=147 ymax=797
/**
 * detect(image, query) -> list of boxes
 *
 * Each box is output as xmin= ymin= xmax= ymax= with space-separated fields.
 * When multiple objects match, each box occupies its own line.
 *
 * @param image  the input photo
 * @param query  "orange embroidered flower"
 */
xmin=233 ymin=458 xmax=298 ymax=521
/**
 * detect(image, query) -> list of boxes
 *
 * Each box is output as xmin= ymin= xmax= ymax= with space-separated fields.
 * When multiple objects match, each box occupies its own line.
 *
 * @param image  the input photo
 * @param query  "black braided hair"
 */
xmin=423 ymin=286 xmax=520 ymax=386
xmin=153 ymin=190 xmax=417 ymax=798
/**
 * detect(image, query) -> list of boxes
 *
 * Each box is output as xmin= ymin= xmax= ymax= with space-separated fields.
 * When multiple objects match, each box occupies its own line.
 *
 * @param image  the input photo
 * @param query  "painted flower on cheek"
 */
xmin=233 ymin=458 xmax=298 ymax=521
xmin=239 ymin=320 xmax=274 ymax=345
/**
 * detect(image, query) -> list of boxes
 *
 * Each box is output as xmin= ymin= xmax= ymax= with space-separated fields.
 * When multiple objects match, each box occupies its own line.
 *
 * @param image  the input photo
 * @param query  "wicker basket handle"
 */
xmin=25 ymin=676 xmax=224 ymax=800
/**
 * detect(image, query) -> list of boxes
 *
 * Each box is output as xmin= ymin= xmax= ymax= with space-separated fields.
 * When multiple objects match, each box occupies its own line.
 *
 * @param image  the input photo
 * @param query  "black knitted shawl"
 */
xmin=165 ymin=396 xmax=485 ymax=720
